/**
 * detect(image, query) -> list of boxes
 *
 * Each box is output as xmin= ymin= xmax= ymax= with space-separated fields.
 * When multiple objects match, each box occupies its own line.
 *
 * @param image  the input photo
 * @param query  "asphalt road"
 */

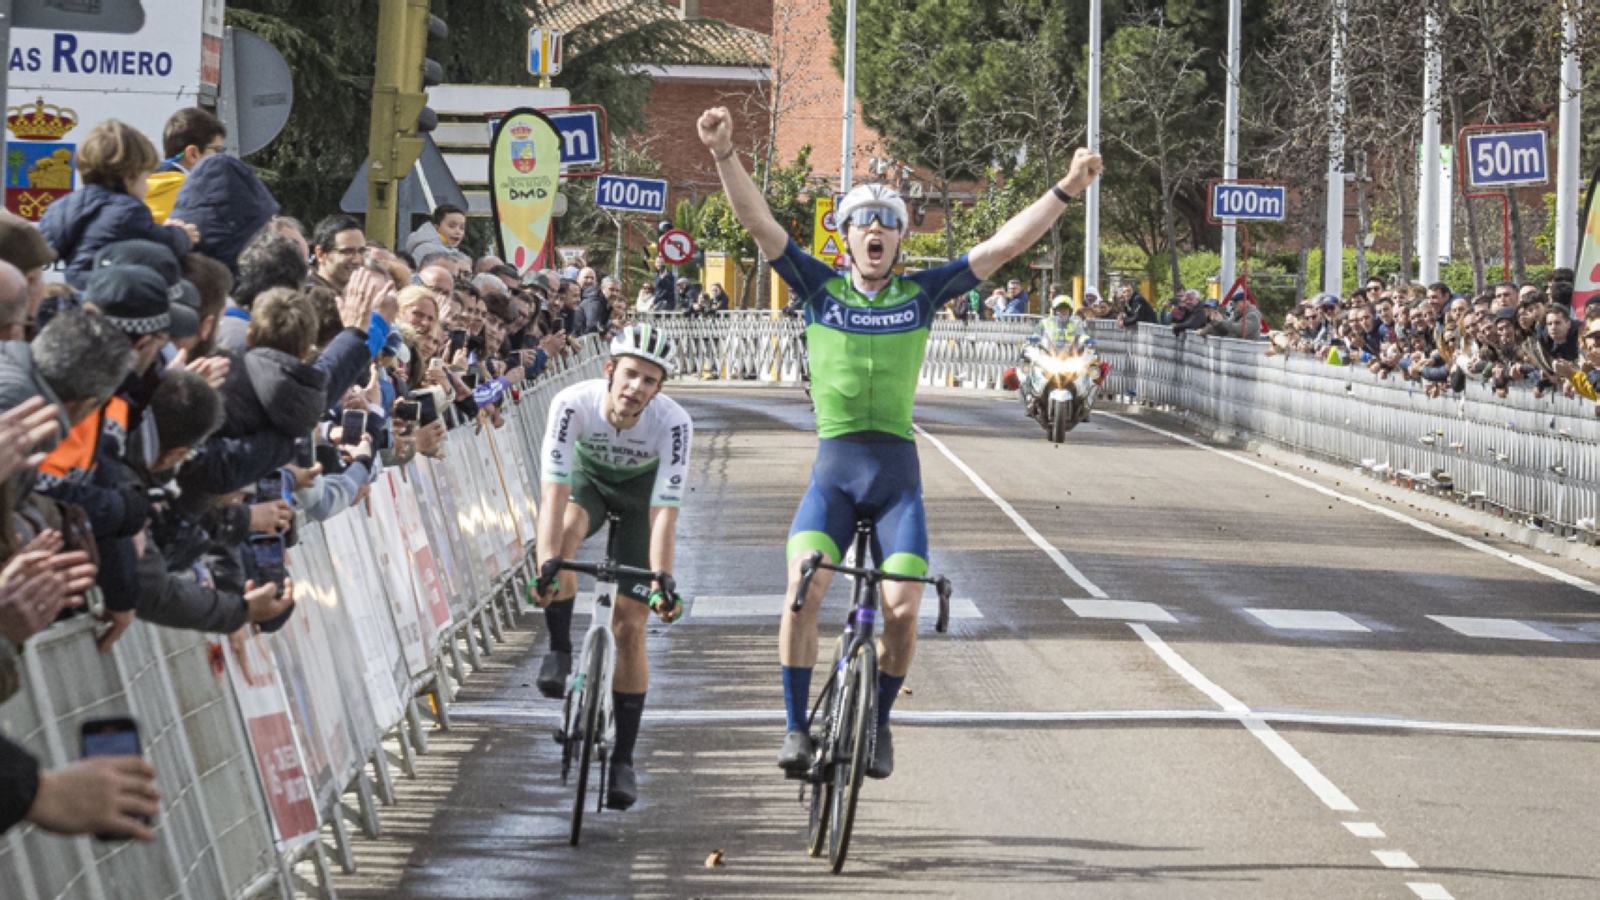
xmin=335 ymin=385 xmax=1600 ymax=900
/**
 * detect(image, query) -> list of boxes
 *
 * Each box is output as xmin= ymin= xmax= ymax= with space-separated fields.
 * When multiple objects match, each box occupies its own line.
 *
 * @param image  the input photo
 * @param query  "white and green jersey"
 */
xmin=540 ymin=379 xmax=692 ymax=507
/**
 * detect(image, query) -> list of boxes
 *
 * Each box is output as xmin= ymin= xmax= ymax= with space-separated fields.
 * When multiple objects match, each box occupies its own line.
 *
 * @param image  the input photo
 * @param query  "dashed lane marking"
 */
xmin=1247 ymin=609 xmax=1370 ymax=632
xmin=1374 ymin=850 xmax=1421 ymax=869
xmin=1428 ymin=615 xmax=1560 ymax=642
xmin=1344 ymin=822 xmax=1387 ymax=839
xmin=1064 ymin=598 xmax=1177 ymax=623
xmin=1407 ymin=884 xmax=1455 ymax=900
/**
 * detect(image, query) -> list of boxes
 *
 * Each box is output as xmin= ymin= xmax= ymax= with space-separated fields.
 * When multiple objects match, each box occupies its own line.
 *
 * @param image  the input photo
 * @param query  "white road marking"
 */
xmin=687 ymin=595 xmax=983 ymax=619
xmin=1429 ymin=615 xmax=1559 ymax=642
xmin=920 ymin=597 xmax=983 ymax=619
xmin=690 ymin=595 xmax=782 ymax=617
xmin=1065 ymin=598 xmax=1177 ymax=624
xmin=1248 ymin=609 xmax=1371 ymax=632
xmin=447 ymin=702 xmax=1600 ymax=738
xmin=1100 ymin=411 xmax=1600 ymax=598
xmin=1344 ymin=822 xmax=1387 ymax=839
xmin=1374 ymin=850 xmax=1420 ymax=869
xmin=914 ymin=424 xmax=1109 ymax=599
xmin=1407 ymin=884 xmax=1455 ymax=900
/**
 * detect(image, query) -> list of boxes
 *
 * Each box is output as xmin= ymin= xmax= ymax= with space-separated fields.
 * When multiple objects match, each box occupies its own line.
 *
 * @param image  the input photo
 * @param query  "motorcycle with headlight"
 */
xmin=1004 ymin=334 xmax=1107 ymax=443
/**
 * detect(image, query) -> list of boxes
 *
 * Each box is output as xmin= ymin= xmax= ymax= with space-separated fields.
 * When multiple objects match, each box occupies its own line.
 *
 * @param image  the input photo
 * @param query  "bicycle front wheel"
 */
xmin=570 ymin=638 xmax=608 ymax=847
xmin=828 ymin=643 xmax=877 ymax=873
xmin=806 ymin=639 xmax=844 ymax=858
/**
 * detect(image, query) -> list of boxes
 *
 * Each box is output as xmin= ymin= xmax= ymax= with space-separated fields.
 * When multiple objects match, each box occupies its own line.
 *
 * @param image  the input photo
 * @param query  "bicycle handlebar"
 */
xmin=790 ymin=551 xmax=954 ymax=634
xmin=538 ymin=558 xmax=678 ymax=612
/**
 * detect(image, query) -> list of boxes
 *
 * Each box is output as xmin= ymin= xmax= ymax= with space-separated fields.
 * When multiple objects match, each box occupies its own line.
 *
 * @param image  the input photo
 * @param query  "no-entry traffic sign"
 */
xmin=658 ymin=229 xmax=696 ymax=266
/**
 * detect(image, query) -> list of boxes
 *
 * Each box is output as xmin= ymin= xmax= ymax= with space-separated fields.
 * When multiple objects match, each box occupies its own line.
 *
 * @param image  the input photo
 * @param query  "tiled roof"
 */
xmin=539 ymin=1 xmax=770 ymax=67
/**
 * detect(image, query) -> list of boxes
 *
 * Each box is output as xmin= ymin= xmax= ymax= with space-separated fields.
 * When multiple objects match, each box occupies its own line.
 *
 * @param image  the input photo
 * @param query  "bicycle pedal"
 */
xmin=551 ymin=728 xmax=566 ymax=745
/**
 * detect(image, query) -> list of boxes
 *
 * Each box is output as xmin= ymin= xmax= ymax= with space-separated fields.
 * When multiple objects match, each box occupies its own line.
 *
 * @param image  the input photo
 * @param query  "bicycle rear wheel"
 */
xmin=828 ymin=643 xmax=877 ymax=873
xmin=570 ymin=638 xmax=607 ymax=847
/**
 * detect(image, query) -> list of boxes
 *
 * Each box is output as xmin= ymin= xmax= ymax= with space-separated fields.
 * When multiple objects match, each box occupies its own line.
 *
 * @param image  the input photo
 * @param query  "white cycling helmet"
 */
xmin=836 ymin=183 xmax=909 ymax=235
xmin=609 ymin=323 xmax=677 ymax=376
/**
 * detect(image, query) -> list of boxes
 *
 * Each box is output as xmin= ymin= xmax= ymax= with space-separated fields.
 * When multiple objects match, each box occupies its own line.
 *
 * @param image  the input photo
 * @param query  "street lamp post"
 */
xmin=1084 ymin=0 xmax=1102 ymax=298
xmin=1219 ymin=0 xmax=1242 ymax=294
xmin=1555 ymin=0 xmax=1583 ymax=270
xmin=1322 ymin=0 xmax=1348 ymax=299
xmin=840 ymin=0 xmax=859 ymax=194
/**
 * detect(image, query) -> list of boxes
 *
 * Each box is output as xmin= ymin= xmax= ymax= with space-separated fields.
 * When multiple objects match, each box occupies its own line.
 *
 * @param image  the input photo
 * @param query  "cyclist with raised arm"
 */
xmin=697 ymin=107 xmax=1102 ymax=779
xmin=530 ymin=324 xmax=691 ymax=811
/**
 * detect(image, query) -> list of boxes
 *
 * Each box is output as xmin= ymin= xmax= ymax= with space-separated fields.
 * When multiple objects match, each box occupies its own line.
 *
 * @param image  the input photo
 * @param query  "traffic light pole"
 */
xmin=366 ymin=0 xmax=432 ymax=249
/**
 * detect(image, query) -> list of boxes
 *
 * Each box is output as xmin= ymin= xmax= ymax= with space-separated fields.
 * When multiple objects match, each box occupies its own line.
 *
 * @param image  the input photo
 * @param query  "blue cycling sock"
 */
xmin=877 ymin=672 xmax=906 ymax=727
xmin=544 ymin=599 xmax=574 ymax=654
xmin=782 ymin=666 xmax=813 ymax=733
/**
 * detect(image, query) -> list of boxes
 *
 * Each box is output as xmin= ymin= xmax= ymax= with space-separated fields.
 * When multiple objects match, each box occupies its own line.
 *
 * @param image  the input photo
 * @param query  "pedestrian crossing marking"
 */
xmin=1063 ymin=599 xmax=1177 ymax=623
xmin=1247 ymin=609 xmax=1370 ymax=632
xmin=1427 ymin=616 xmax=1558 ymax=642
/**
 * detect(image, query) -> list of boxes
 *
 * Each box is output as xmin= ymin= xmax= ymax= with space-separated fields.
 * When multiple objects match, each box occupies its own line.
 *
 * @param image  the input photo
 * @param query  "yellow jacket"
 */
xmin=144 ymin=171 xmax=186 ymax=224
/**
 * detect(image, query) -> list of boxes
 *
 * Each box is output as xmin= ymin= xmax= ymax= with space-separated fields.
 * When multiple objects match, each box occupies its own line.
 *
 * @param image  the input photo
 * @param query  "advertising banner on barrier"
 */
xmin=471 ymin=429 xmax=517 ymax=571
xmin=280 ymin=544 xmax=360 ymax=804
xmin=294 ymin=526 xmax=381 ymax=757
xmin=322 ymin=513 xmax=407 ymax=728
xmin=410 ymin=459 xmax=470 ymax=616
xmin=456 ymin=432 xmax=505 ymax=578
xmin=485 ymin=424 xmax=532 ymax=553
xmin=367 ymin=474 xmax=432 ymax=674
xmin=393 ymin=472 xmax=453 ymax=640
xmin=222 ymin=635 xmax=319 ymax=850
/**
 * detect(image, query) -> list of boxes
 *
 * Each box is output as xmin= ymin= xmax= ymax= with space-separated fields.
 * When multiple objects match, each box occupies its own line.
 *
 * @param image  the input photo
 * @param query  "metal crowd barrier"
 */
xmin=1100 ymin=322 xmax=1600 ymax=540
xmin=649 ymin=311 xmax=1597 ymax=538
xmin=0 ymin=338 xmax=608 ymax=900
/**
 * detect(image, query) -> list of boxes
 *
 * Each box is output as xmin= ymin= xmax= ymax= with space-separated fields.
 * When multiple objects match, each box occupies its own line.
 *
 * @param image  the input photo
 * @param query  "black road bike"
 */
xmin=541 ymin=513 xmax=678 ymax=847
xmin=790 ymin=519 xmax=952 ymax=873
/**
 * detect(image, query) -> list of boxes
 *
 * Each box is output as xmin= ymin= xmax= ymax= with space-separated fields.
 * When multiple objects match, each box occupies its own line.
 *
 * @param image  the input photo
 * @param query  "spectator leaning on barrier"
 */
xmin=1117 ymin=283 xmax=1156 ymax=330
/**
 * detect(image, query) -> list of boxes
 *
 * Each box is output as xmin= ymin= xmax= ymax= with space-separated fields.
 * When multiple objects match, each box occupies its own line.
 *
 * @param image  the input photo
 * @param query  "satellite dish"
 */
xmin=222 ymin=28 xmax=294 ymax=157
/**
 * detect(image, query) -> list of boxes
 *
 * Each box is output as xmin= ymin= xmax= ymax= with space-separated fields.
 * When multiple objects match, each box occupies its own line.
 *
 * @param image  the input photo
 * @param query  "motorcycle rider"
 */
xmin=1035 ymin=295 xmax=1082 ymax=350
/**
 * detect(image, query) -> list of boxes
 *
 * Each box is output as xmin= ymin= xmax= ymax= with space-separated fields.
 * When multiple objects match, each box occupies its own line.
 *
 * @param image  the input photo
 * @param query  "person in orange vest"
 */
xmin=37 ymin=266 xmax=179 ymax=651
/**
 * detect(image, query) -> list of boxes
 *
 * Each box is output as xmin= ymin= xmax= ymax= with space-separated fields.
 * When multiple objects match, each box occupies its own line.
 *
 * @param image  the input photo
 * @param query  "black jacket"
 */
xmin=38 ymin=185 xmax=192 ymax=290
xmin=0 ymin=735 xmax=39 ymax=835
xmin=575 ymin=287 xmax=610 ymax=336
xmin=1122 ymin=293 xmax=1157 ymax=329
xmin=218 ymin=347 xmax=330 ymax=441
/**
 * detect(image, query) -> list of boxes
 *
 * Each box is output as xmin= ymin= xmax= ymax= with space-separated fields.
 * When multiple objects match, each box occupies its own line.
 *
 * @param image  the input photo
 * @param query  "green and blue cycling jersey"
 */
xmin=772 ymin=239 xmax=980 ymax=440
xmin=771 ymin=238 xmax=980 ymax=574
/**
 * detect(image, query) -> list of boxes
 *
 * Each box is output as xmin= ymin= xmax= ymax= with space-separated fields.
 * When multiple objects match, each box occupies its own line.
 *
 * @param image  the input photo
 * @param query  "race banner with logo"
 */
xmin=489 ymin=108 xmax=563 ymax=276
xmin=1574 ymin=166 xmax=1600 ymax=319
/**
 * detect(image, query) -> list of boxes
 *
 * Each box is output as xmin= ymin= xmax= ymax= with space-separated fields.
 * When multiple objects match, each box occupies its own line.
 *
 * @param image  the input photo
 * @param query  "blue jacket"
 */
xmin=38 ymin=184 xmax=192 ymax=290
xmin=168 ymin=154 xmax=280 ymax=274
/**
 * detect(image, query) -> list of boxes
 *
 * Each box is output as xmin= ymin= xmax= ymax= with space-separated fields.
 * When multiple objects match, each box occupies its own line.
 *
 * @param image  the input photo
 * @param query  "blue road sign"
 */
xmin=1463 ymin=130 xmax=1548 ymax=190
xmin=595 ymin=174 xmax=669 ymax=215
xmin=1210 ymin=182 xmax=1287 ymax=222
xmin=545 ymin=109 xmax=603 ymax=170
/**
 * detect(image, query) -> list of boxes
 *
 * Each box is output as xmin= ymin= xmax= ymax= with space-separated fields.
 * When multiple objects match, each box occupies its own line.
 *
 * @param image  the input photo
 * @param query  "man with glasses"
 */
xmin=146 ymin=108 xmax=227 ymax=223
xmin=309 ymin=215 xmax=366 ymax=294
xmin=698 ymin=105 xmax=1103 ymax=779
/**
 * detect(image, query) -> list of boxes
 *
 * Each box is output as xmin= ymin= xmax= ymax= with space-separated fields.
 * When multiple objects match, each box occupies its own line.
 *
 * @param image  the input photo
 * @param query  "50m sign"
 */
xmin=1463 ymin=130 xmax=1548 ymax=190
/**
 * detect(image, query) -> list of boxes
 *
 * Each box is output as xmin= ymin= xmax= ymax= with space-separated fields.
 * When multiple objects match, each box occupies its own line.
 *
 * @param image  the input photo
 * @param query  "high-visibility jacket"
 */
xmin=37 ymin=397 xmax=127 ymax=490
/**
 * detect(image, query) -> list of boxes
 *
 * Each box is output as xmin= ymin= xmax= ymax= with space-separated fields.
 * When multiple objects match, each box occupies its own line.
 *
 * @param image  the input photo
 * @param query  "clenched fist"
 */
xmin=1059 ymin=148 xmax=1105 ymax=197
xmin=698 ymin=107 xmax=734 ymax=156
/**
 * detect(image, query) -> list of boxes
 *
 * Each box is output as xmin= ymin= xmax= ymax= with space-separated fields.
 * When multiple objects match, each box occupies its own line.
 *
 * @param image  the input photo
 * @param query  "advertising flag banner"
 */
xmin=1574 ymin=167 xmax=1600 ymax=319
xmin=489 ymin=108 xmax=563 ymax=276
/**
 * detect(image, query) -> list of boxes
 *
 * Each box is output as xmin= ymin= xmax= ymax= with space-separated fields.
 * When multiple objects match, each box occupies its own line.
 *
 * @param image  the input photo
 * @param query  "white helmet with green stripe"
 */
xmin=610 ymin=323 xmax=678 ymax=376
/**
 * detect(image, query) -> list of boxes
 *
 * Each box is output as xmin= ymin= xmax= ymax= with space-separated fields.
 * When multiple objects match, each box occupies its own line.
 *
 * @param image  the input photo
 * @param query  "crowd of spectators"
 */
xmin=0 ymin=108 xmax=624 ymax=842
xmin=1268 ymin=273 xmax=1600 ymax=410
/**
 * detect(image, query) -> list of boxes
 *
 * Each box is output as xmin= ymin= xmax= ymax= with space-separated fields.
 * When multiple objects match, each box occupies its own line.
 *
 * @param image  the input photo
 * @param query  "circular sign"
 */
xmin=658 ymin=228 xmax=696 ymax=266
xmin=822 ymin=210 xmax=838 ymax=232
